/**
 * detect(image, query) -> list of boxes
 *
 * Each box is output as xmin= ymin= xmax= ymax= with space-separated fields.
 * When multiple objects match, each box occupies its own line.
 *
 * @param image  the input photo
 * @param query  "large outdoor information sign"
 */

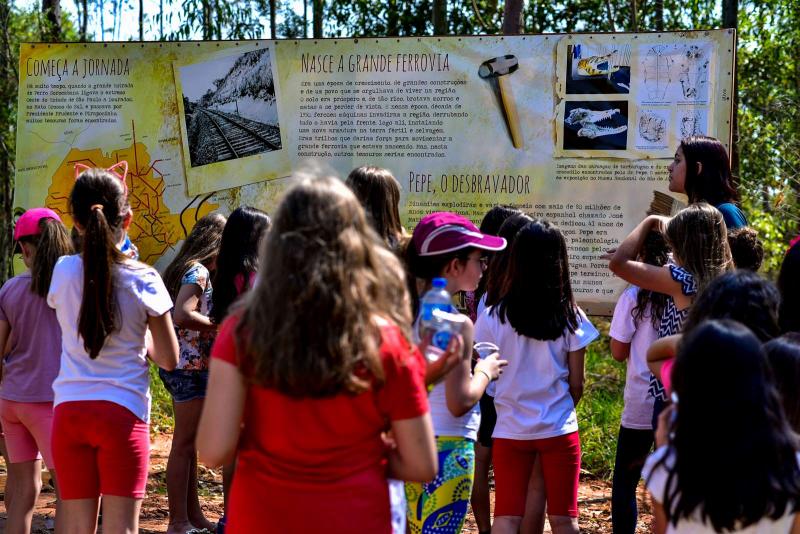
xmin=14 ymin=30 xmax=735 ymax=313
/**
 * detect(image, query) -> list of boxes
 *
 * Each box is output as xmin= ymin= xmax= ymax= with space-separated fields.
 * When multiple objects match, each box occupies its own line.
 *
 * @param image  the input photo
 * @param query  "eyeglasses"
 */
xmin=469 ymin=256 xmax=489 ymax=270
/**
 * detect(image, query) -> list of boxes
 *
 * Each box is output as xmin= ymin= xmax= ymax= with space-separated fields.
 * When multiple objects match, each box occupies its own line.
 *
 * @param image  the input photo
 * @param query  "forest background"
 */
xmin=0 ymin=0 xmax=798 ymax=477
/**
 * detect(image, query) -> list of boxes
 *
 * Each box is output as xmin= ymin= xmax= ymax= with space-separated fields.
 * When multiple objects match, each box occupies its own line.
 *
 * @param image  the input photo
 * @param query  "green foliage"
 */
xmin=150 ymin=364 xmax=174 ymax=435
xmin=577 ymin=320 xmax=626 ymax=479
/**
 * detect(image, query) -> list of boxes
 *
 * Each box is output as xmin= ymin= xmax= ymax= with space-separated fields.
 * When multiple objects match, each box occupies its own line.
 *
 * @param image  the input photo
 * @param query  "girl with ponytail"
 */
xmin=46 ymin=168 xmax=179 ymax=532
xmin=0 ymin=208 xmax=72 ymax=533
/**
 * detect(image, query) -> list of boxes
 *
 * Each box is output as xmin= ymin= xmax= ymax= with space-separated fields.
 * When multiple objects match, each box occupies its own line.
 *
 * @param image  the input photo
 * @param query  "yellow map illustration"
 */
xmin=45 ymin=140 xmax=218 ymax=264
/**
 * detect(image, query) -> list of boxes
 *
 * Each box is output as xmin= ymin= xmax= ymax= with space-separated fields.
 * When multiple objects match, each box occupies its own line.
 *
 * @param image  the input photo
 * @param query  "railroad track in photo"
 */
xmin=200 ymin=108 xmax=281 ymax=161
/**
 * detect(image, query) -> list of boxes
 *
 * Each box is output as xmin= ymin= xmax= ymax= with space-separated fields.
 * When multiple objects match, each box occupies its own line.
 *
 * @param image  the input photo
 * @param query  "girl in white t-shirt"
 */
xmin=644 ymin=319 xmax=800 ymax=533
xmin=609 ymin=230 xmax=669 ymax=534
xmin=474 ymin=219 xmax=599 ymax=534
xmin=47 ymin=168 xmax=179 ymax=532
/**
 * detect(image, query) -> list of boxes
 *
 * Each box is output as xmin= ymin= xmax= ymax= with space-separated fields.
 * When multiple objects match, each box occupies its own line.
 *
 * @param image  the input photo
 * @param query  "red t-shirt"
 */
xmin=211 ymin=316 xmax=429 ymax=533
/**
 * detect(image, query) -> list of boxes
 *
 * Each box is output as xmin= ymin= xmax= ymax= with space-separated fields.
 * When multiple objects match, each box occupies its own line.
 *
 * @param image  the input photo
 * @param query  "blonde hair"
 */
xmin=238 ymin=176 xmax=412 ymax=397
xmin=666 ymin=203 xmax=734 ymax=294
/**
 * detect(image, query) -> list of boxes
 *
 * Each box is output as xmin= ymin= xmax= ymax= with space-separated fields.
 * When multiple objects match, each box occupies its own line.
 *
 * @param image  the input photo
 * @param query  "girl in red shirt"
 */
xmin=196 ymin=176 xmax=438 ymax=533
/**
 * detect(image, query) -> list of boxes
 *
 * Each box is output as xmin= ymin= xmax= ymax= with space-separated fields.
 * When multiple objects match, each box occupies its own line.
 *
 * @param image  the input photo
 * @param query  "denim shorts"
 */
xmin=158 ymin=369 xmax=209 ymax=403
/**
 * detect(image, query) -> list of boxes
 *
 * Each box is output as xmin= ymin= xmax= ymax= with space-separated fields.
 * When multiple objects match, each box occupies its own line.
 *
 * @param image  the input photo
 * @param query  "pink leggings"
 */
xmin=0 ymin=399 xmax=54 ymax=467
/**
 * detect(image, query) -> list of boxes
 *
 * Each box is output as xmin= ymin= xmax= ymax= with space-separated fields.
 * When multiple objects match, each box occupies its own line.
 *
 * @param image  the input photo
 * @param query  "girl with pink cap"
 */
xmin=0 ymin=207 xmax=73 ymax=533
xmin=403 ymin=211 xmax=508 ymax=534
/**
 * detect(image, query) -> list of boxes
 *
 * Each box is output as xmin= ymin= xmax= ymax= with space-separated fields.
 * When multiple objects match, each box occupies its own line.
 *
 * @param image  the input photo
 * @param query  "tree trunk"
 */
xmin=502 ymin=0 xmax=524 ymax=34
xmin=313 ymin=0 xmax=323 ymax=38
xmin=387 ymin=0 xmax=399 ymax=36
xmin=303 ymin=0 xmax=308 ymax=38
xmin=139 ymin=0 xmax=144 ymax=41
xmin=433 ymin=0 xmax=447 ymax=35
xmin=269 ymin=0 xmax=277 ymax=38
xmin=722 ymin=0 xmax=737 ymax=29
xmin=202 ymin=0 xmax=212 ymax=40
xmin=159 ymin=0 xmax=163 ymax=39
xmin=41 ymin=0 xmax=62 ymax=41
xmin=654 ymin=0 xmax=664 ymax=31
xmin=79 ymin=0 xmax=88 ymax=41
xmin=0 ymin=2 xmax=16 ymax=284
xmin=629 ymin=0 xmax=638 ymax=31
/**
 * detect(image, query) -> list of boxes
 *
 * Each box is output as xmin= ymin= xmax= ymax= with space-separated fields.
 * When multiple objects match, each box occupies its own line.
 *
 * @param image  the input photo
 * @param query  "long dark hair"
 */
xmin=484 ymin=212 xmax=532 ymax=308
xmin=345 ymin=166 xmax=404 ymax=249
xmin=764 ymin=333 xmax=800 ymax=434
xmin=163 ymin=213 xmax=226 ymax=300
xmin=778 ymin=240 xmax=800 ymax=334
xmin=239 ymin=176 xmax=411 ymax=396
xmin=474 ymin=205 xmax=521 ymax=304
xmin=494 ymin=219 xmax=578 ymax=340
xmin=680 ymin=136 xmax=739 ymax=206
xmin=682 ymin=270 xmax=781 ymax=342
xmin=18 ymin=218 xmax=74 ymax=297
xmin=210 ymin=206 xmax=270 ymax=324
xmin=657 ymin=319 xmax=800 ymax=531
xmin=632 ymin=230 xmax=670 ymax=329
xmin=70 ymin=169 xmax=130 ymax=359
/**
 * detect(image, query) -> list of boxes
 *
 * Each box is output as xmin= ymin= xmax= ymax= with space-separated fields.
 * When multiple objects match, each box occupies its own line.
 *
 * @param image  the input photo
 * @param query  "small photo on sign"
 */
xmin=563 ymin=100 xmax=629 ymax=151
xmin=178 ymin=48 xmax=282 ymax=168
xmin=566 ymin=44 xmax=632 ymax=95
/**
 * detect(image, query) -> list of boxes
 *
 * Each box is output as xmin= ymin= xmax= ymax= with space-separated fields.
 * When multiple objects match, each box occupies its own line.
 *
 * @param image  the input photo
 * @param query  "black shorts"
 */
xmin=477 ymin=393 xmax=497 ymax=447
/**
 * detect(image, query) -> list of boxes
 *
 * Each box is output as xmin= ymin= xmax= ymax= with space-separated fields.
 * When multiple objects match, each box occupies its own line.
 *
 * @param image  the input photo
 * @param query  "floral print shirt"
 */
xmin=175 ymin=263 xmax=215 ymax=370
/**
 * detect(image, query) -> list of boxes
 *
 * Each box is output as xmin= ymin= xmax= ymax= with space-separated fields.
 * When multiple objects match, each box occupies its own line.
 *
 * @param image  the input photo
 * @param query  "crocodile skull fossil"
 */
xmin=565 ymin=108 xmax=628 ymax=139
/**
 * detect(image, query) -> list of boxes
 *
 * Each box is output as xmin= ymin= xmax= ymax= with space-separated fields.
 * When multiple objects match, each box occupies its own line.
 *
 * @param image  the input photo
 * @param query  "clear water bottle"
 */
xmin=419 ymin=278 xmax=465 ymax=362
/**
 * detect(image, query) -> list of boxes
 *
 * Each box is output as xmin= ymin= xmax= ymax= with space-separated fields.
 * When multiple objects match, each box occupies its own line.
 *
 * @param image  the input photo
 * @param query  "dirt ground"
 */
xmin=0 ymin=433 xmax=653 ymax=533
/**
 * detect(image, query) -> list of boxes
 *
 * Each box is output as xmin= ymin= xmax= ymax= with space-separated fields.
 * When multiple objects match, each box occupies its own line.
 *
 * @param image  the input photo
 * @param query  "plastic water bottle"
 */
xmin=419 ymin=278 xmax=465 ymax=362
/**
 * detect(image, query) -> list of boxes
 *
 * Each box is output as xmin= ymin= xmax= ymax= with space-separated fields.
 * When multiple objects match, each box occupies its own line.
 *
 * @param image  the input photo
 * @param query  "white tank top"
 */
xmin=414 ymin=315 xmax=480 ymax=441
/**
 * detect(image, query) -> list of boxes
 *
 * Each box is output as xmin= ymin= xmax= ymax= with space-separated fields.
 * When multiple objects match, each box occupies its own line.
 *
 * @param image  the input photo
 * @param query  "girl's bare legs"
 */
xmin=471 ymin=442 xmax=492 ymax=533
xmin=101 ymin=495 xmax=143 ymax=534
xmin=166 ymin=398 xmax=215 ymax=534
xmin=5 ymin=459 xmax=41 ymax=534
xmin=58 ymin=498 xmax=100 ymax=534
xmin=548 ymin=515 xmax=579 ymax=534
xmin=521 ymin=455 xmax=546 ymax=534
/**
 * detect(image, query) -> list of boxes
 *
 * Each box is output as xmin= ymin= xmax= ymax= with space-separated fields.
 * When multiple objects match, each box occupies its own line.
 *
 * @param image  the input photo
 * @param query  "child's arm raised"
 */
xmin=567 ymin=348 xmax=586 ymax=405
xmin=173 ymin=283 xmax=217 ymax=332
xmin=608 ymin=216 xmax=685 ymax=300
xmin=445 ymin=319 xmax=507 ymax=417
xmin=146 ymin=312 xmax=179 ymax=371
xmin=387 ymin=414 xmax=437 ymax=482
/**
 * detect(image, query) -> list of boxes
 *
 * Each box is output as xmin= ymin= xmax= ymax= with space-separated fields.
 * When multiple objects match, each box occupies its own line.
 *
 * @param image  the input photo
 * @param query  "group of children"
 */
xmin=0 ymin=134 xmax=798 ymax=534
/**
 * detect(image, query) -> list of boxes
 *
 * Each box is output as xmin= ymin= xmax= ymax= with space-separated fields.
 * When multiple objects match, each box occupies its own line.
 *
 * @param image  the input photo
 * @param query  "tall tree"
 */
xmin=313 ymin=0 xmax=323 ymax=37
xmin=270 ymin=0 xmax=277 ymax=38
xmin=502 ymin=0 xmax=524 ymax=33
xmin=41 ymin=0 xmax=62 ymax=41
xmin=433 ymin=0 xmax=447 ymax=34
xmin=0 ymin=1 xmax=15 ymax=283
xmin=139 ymin=0 xmax=144 ymax=40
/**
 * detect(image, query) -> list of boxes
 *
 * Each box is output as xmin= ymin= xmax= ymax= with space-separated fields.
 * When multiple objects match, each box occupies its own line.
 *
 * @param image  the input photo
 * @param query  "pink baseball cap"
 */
xmin=14 ymin=208 xmax=62 ymax=241
xmin=412 ymin=212 xmax=507 ymax=256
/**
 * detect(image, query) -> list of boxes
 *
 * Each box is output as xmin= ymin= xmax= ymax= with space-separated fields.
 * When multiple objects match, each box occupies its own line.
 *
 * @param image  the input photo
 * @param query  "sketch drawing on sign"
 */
xmin=679 ymin=109 xmax=706 ymax=138
xmin=639 ymin=111 xmax=667 ymax=143
xmin=678 ymin=45 xmax=710 ymax=101
xmin=641 ymin=46 xmax=673 ymax=101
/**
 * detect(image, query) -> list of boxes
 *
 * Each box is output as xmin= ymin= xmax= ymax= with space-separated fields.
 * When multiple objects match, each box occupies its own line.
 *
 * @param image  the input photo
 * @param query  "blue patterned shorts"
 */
xmin=158 ymin=369 xmax=209 ymax=403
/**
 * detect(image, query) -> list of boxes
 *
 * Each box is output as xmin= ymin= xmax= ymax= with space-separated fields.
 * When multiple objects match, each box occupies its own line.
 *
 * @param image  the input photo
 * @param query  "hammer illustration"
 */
xmin=479 ymin=55 xmax=523 ymax=149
